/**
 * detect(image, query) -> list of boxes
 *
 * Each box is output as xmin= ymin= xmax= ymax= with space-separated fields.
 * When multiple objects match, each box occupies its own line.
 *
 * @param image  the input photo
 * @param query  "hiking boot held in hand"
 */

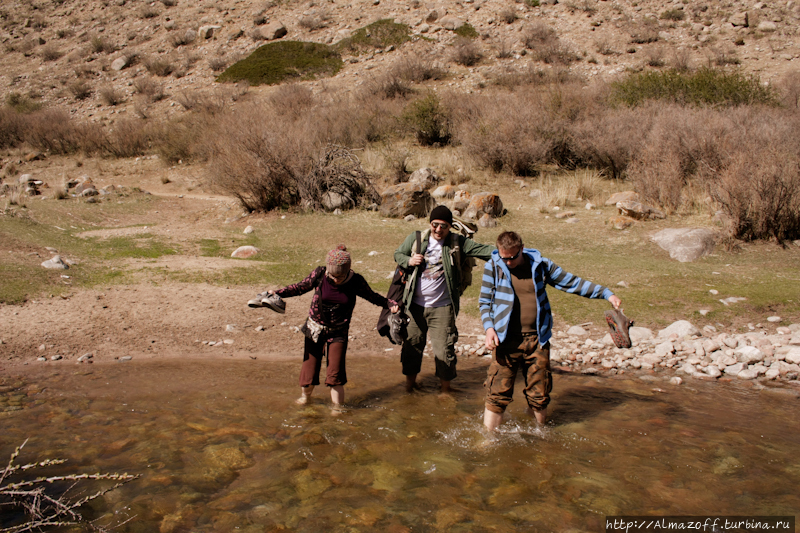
xmin=605 ymin=308 xmax=633 ymax=349
xmin=261 ymin=293 xmax=286 ymax=314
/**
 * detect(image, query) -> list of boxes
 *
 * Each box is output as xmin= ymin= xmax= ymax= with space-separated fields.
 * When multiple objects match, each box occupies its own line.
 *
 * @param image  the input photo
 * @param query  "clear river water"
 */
xmin=2 ymin=355 xmax=799 ymax=532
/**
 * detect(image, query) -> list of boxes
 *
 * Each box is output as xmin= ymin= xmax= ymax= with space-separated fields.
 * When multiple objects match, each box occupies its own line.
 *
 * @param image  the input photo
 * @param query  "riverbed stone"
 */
xmin=567 ymin=326 xmax=588 ymax=336
xmin=629 ymin=327 xmax=654 ymax=342
xmin=724 ymin=362 xmax=745 ymax=375
xmin=735 ymin=345 xmax=764 ymax=364
xmin=784 ymin=347 xmax=800 ymax=364
xmin=737 ymin=367 xmax=759 ymax=379
xmin=231 ymin=245 xmax=259 ymax=258
xmin=658 ymin=320 xmax=700 ymax=339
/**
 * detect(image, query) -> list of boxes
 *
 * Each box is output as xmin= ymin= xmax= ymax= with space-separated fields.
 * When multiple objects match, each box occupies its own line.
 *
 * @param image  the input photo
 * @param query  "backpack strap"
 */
xmin=414 ymin=230 xmax=421 ymax=255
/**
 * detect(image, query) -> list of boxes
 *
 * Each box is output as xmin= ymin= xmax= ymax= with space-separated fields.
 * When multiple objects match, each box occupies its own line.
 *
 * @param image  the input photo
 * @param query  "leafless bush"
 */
xmin=0 ymin=108 xmax=25 ymax=149
xmin=711 ymin=47 xmax=741 ymax=66
xmin=569 ymin=105 xmax=656 ymax=179
xmin=133 ymin=76 xmax=166 ymax=102
xmin=367 ymin=73 xmax=414 ymax=99
xmin=298 ymin=144 xmax=380 ymax=211
xmin=712 ymin=149 xmax=800 ymax=242
xmin=392 ymin=55 xmax=447 ymax=83
xmin=144 ymin=56 xmax=175 ymax=77
xmin=161 ymin=0 xmax=177 ymax=6
xmin=671 ymin=48 xmax=692 ymax=72
xmin=315 ymin=95 xmax=404 ymax=147
xmin=69 ymin=80 xmax=93 ymax=100
xmin=206 ymin=103 xmax=309 ymax=211
xmin=776 ymin=70 xmax=800 ymax=109
xmin=151 ymin=113 xmax=213 ymax=163
xmin=644 ymin=46 xmax=665 ymax=67
xmin=595 ymin=37 xmax=617 ymax=56
xmin=499 ymin=7 xmax=518 ymax=24
xmin=170 ymin=32 xmax=193 ymax=47
xmin=492 ymin=64 xmax=549 ymax=89
xmin=630 ymin=23 xmax=660 ymax=44
xmin=495 ymin=38 xmax=514 ymax=59
xmin=41 ymin=44 xmax=63 ymax=61
xmin=268 ymin=83 xmax=315 ymax=117
xmin=0 ymin=440 xmax=139 ymax=533
xmin=209 ymin=55 xmax=229 ymax=72
xmin=452 ymin=90 xmax=554 ymax=176
xmin=99 ymin=85 xmax=124 ymax=106
xmin=451 ymin=37 xmax=483 ymax=66
xmin=90 ymin=35 xmax=115 ymax=53
xmin=522 ymin=22 xmax=558 ymax=49
xmin=106 ymin=118 xmax=151 ymax=157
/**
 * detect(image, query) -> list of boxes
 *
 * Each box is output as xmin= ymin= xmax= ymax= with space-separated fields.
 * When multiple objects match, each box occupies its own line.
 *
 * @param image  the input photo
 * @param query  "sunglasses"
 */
xmin=499 ymin=250 xmax=521 ymax=262
xmin=431 ymin=222 xmax=450 ymax=230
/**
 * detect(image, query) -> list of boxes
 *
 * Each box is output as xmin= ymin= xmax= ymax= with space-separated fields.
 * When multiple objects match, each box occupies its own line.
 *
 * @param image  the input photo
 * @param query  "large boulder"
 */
xmin=407 ymin=167 xmax=442 ymax=190
xmin=260 ymin=21 xmax=287 ymax=40
xmin=658 ymin=320 xmax=701 ymax=339
xmin=231 ymin=246 xmax=259 ymax=258
xmin=464 ymin=192 xmax=503 ymax=220
xmin=605 ymin=191 xmax=639 ymax=206
xmin=439 ymin=16 xmax=465 ymax=31
xmin=651 ymin=228 xmax=716 ymax=263
xmin=616 ymin=200 xmax=665 ymax=220
xmin=379 ymin=183 xmax=435 ymax=218
xmin=432 ymin=184 xmax=456 ymax=199
xmin=198 ymin=25 xmax=222 ymax=39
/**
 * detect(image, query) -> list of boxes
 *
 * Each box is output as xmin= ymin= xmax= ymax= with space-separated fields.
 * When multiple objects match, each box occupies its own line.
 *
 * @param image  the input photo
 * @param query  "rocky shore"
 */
xmin=456 ymin=320 xmax=800 ymax=386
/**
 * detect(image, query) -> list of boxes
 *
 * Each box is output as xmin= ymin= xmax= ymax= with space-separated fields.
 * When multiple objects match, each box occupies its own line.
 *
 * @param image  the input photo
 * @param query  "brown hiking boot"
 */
xmin=605 ymin=308 xmax=633 ymax=349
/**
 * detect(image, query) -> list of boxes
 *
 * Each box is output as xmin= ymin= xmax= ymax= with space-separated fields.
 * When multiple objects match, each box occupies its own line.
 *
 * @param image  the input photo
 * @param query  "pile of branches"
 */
xmin=0 ymin=440 xmax=140 ymax=533
xmin=298 ymin=144 xmax=380 ymax=211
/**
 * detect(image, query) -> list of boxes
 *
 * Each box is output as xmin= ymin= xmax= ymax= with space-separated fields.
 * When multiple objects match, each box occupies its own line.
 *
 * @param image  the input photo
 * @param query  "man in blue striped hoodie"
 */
xmin=479 ymin=231 xmax=622 ymax=430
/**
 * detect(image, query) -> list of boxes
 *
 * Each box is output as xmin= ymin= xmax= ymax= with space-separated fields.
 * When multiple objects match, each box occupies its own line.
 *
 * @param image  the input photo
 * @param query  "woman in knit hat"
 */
xmin=263 ymin=245 xmax=399 ymax=412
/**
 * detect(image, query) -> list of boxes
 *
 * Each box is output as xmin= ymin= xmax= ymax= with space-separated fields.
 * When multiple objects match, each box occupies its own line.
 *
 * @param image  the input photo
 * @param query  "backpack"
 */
xmin=449 ymin=216 xmax=478 ymax=296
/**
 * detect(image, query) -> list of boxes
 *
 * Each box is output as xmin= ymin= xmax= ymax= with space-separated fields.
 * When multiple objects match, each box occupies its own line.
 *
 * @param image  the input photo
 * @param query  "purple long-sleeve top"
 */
xmin=276 ymin=267 xmax=396 ymax=329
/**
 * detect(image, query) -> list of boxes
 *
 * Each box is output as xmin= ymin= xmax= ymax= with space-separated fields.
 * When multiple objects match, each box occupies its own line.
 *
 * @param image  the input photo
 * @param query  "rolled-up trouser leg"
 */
xmin=521 ymin=338 xmax=552 ymax=411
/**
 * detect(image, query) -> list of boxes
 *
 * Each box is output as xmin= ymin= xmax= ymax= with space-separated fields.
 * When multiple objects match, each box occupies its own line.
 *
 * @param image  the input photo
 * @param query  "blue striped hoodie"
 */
xmin=478 ymin=248 xmax=614 ymax=346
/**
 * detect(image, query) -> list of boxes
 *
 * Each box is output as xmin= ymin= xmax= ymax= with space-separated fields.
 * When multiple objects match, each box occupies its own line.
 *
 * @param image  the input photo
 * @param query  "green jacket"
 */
xmin=394 ymin=230 xmax=494 ymax=316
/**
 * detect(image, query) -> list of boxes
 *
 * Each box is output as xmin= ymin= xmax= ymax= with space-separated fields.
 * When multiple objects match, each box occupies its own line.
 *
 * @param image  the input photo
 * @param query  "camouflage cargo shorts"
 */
xmin=484 ymin=334 xmax=552 ymax=414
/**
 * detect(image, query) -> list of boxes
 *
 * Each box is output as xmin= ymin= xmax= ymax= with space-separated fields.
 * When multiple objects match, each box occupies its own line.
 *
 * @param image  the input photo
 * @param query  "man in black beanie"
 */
xmin=394 ymin=205 xmax=494 ymax=393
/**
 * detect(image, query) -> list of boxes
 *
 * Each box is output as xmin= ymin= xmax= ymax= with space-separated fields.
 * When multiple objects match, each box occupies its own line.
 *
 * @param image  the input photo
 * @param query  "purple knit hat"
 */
xmin=326 ymin=244 xmax=351 ymax=276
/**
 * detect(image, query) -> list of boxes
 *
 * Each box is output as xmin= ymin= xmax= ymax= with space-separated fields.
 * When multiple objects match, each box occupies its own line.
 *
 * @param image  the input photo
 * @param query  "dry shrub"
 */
xmin=644 ymin=46 xmax=665 ymax=67
xmin=495 ymin=38 xmax=514 ymax=59
xmin=776 ymin=70 xmax=800 ymax=109
xmin=367 ymin=73 xmax=413 ymax=99
xmin=144 ymin=56 xmax=175 ymax=77
xmin=0 ymin=107 xmax=25 ymax=149
xmin=106 ymin=118 xmax=151 ymax=157
xmin=22 ymin=109 xmax=101 ymax=154
xmin=206 ymin=103 xmax=309 ymax=211
xmin=523 ymin=22 xmax=558 ymax=49
xmin=452 ymin=90 xmax=554 ymax=176
xmin=140 ymin=5 xmax=160 ymax=18
xmin=133 ymin=76 xmax=166 ymax=102
xmin=451 ymin=37 xmax=483 ymax=66
xmin=99 ymin=85 xmax=124 ymax=105
xmin=209 ymin=56 xmax=229 ymax=72
xmin=90 ymin=35 xmax=115 ymax=54
xmin=712 ymin=149 xmax=800 ymax=242
xmin=569 ymin=104 xmax=655 ymax=179
xmin=493 ymin=64 xmax=549 ymax=90
xmin=297 ymin=144 xmax=380 ymax=211
xmin=522 ymin=22 xmax=577 ymax=64
xmin=68 ymin=80 xmax=93 ymax=100
xmin=41 ymin=44 xmax=63 ymax=61
xmin=392 ymin=55 xmax=446 ymax=83
xmin=268 ymin=83 xmax=315 ymax=117
xmin=316 ymin=95 xmax=404 ymax=146
xmin=499 ymin=7 xmax=518 ymax=24
xmin=152 ymin=113 xmax=213 ymax=164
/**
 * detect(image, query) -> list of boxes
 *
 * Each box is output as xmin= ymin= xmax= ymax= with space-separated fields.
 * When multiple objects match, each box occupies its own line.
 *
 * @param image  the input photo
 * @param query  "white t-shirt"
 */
xmin=413 ymin=235 xmax=452 ymax=308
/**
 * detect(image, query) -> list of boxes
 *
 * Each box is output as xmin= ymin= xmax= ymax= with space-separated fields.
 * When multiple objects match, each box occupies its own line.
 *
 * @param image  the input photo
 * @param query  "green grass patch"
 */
xmin=198 ymin=238 xmax=223 ymax=257
xmin=216 ymin=41 xmax=343 ymax=86
xmin=454 ymin=23 xmax=479 ymax=39
xmin=335 ymin=19 xmax=412 ymax=55
xmin=610 ymin=68 xmax=779 ymax=107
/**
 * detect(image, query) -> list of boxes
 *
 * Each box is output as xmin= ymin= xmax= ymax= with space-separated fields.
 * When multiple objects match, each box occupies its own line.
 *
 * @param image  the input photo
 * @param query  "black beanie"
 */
xmin=429 ymin=205 xmax=453 ymax=225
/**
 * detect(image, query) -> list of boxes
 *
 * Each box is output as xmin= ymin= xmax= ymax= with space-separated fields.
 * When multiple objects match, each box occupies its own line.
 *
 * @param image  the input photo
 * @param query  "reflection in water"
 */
xmin=2 ymin=356 xmax=800 ymax=532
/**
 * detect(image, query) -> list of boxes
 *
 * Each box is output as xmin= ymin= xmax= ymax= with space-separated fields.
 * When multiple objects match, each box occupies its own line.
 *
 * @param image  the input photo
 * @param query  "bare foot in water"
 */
xmin=295 ymin=395 xmax=311 ymax=405
xmin=330 ymin=403 xmax=345 ymax=416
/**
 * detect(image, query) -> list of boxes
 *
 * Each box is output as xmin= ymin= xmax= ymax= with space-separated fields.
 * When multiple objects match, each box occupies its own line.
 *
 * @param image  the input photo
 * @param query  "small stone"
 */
xmin=120 ymin=355 xmax=132 ymax=362
xmin=255 ymin=325 xmax=265 ymax=331
xmin=50 ymin=354 xmax=62 ymax=361
xmin=767 ymin=316 xmax=781 ymax=323
xmin=670 ymin=376 xmax=683 ymax=385
xmin=709 ymin=289 xmax=719 ymax=295
xmin=243 ymin=226 xmax=254 ymax=234
xmin=404 ymin=214 xmax=416 ymax=222
xmin=617 ymin=281 xmax=629 ymax=288
xmin=226 ymin=324 xmax=237 ymax=332
xmin=223 ymin=339 xmax=234 ymax=345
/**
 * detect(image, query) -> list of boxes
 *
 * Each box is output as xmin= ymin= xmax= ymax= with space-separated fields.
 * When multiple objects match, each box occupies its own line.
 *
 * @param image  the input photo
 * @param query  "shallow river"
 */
xmin=2 ymin=355 xmax=799 ymax=532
